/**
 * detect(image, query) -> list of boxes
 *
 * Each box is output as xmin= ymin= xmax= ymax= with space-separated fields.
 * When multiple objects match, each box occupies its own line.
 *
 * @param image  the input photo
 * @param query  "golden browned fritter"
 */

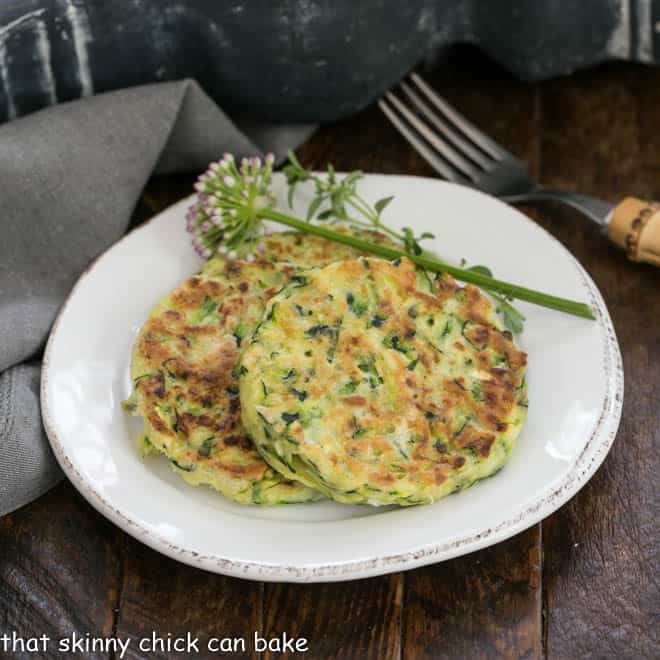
xmin=239 ymin=257 xmax=528 ymax=506
xmin=125 ymin=229 xmax=398 ymax=504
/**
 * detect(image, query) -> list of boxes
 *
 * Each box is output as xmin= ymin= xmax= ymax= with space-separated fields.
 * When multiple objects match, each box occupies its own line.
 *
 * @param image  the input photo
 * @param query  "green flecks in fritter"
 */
xmin=358 ymin=354 xmax=383 ymax=389
xmin=282 ymin=368 xmax=297 ymax=382
xmin=194 ymin=296 xmax=218 ymax=323
xmin=370 ymin=314 xmax=386 ymax=328
xmin=197 ymin=436 xmax=216 ymax=458
xmin=232 ymin=320 xmax=249 ymax=346
xmin=453 ymin=414 xmax=471 ymax=437
xmin=282 ymin=412 xmax=300 ymax=425
xmin=290 ymin=275 xmax=308 ymax=288
xmin=290 ymin=388 xmax=307 ymax=401
xmin=346 ymin=292 xmax=368 ymax=317
xmin=339 ymin=379 xmax=359 ymax=395
xmin=440 ymin=317 xmax=452 ymax=337
xmin=471 ymin=381 xmax=484 ymax=402
xmin=383 ymin=333 xmax=415 ymax=357
xmin=171 ymin=458 xmax=195 ymax=472
xmin=306 ymin=323 xmax=341 ymax=363
xmin=351 ymin=416 xmax=368 ymax=439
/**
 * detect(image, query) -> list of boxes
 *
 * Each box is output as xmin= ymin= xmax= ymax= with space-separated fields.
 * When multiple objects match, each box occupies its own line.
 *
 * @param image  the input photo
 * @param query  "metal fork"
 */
xmin=379 ymin=73 xmax=660 ymax=267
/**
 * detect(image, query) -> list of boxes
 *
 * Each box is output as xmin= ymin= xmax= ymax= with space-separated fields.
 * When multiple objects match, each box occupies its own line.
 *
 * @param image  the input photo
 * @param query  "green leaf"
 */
xmin=287 ymin=149 xmax=302 ymax=169
xmin=374 ymin=196 xmax=394 ymax=215
xmin=306 ymin=195 xmax=323 ymax=222
xmin=498 ymin=298 xmax=526 ymax=334
xmin=467 ymin=264 xmax=493 ymax=277
xmin=401 ymin=227 xmax=422 ymax=255
xmin=287 ymin=181 xmax=297 ymax=209
xmin=331 ymin=190 xmax=346 ymax=218
xmin=282 ymin=164 xmax=295 ymax=183
xmin=344 ymin=171 xmax=363 ymax=191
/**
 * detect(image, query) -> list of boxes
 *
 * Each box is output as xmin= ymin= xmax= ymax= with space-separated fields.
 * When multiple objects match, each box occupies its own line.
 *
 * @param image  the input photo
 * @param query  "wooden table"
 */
xmin=1 ymin=52 xmax=658 ymax=659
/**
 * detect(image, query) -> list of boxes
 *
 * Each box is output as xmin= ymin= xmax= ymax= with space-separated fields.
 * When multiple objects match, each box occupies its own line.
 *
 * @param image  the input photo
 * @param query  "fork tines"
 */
xmin=378 ymin=72 xmax=506 ymax=185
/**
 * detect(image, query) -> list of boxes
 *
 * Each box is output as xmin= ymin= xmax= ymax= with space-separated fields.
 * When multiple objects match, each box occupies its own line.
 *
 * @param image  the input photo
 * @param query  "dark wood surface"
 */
xmin=1 ymin=52 xmax=658 ymax=659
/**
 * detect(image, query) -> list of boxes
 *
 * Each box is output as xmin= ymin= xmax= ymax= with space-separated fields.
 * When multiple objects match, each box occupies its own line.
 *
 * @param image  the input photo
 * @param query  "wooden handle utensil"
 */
xmin=608 ymin=197 xmax=660 ymax=267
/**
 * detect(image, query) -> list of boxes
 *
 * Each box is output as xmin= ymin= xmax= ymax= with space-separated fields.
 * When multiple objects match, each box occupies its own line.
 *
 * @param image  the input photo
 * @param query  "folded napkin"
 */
xmin=0 ymin=79 xmax=314 ymax=517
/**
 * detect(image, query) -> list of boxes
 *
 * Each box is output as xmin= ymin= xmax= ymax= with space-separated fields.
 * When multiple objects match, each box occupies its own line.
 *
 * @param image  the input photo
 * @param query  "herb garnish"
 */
xmin=186 ymin=152 xmax=596 ymax=329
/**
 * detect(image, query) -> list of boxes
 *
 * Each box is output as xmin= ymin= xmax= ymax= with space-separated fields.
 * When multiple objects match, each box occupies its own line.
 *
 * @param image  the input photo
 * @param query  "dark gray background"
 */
xmin=1 ymin=0 xmax=659 ymax=124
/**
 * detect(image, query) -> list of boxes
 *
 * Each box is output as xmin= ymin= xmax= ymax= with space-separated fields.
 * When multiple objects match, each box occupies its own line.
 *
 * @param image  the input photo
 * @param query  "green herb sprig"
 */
xmin=186 ymin=153 xmax=595 ymax=327
xmin=284 ymin=151 xmax=434 ymax=256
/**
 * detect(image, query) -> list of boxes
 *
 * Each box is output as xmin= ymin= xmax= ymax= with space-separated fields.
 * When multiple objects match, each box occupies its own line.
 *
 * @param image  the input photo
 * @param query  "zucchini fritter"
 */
xmin=239 ymin=257 xmax=528 ymax=506
xmin=125 ymin=230 xmax=397 ymax=504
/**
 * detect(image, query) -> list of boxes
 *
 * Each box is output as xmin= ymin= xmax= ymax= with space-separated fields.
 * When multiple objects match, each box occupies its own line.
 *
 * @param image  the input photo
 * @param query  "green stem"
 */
xmin=353 ymin=192 xmax=380 ymax=222
xmin=344 ymin=198 xmax=404 ymax=242
xmin=262 ymin=208 xmax=596 ymax=320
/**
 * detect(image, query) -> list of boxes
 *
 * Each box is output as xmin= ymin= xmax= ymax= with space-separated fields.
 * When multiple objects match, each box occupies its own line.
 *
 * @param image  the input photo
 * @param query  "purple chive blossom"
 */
xmin=263 ymin=227 xmax=274 ymax=236
xmin=187 ymin=153 xmax=277 ymax=259
xmin=258 ymin=242 xmax=266 ymax=253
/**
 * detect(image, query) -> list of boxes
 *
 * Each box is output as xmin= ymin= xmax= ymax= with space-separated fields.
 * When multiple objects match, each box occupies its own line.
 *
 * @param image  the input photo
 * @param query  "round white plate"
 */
xmin=42 ymin=174 xmax=623 ymax=582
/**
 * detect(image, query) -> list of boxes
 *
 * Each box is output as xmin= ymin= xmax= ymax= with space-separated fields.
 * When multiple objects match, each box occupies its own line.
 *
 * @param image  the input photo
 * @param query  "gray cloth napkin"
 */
xmin=0 ymin=78 xmax=314 ymax=517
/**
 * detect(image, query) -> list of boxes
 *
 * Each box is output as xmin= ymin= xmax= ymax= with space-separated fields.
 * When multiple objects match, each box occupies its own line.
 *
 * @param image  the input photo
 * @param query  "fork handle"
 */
xmin=608 ymin=197 xmax=660 ymax=267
